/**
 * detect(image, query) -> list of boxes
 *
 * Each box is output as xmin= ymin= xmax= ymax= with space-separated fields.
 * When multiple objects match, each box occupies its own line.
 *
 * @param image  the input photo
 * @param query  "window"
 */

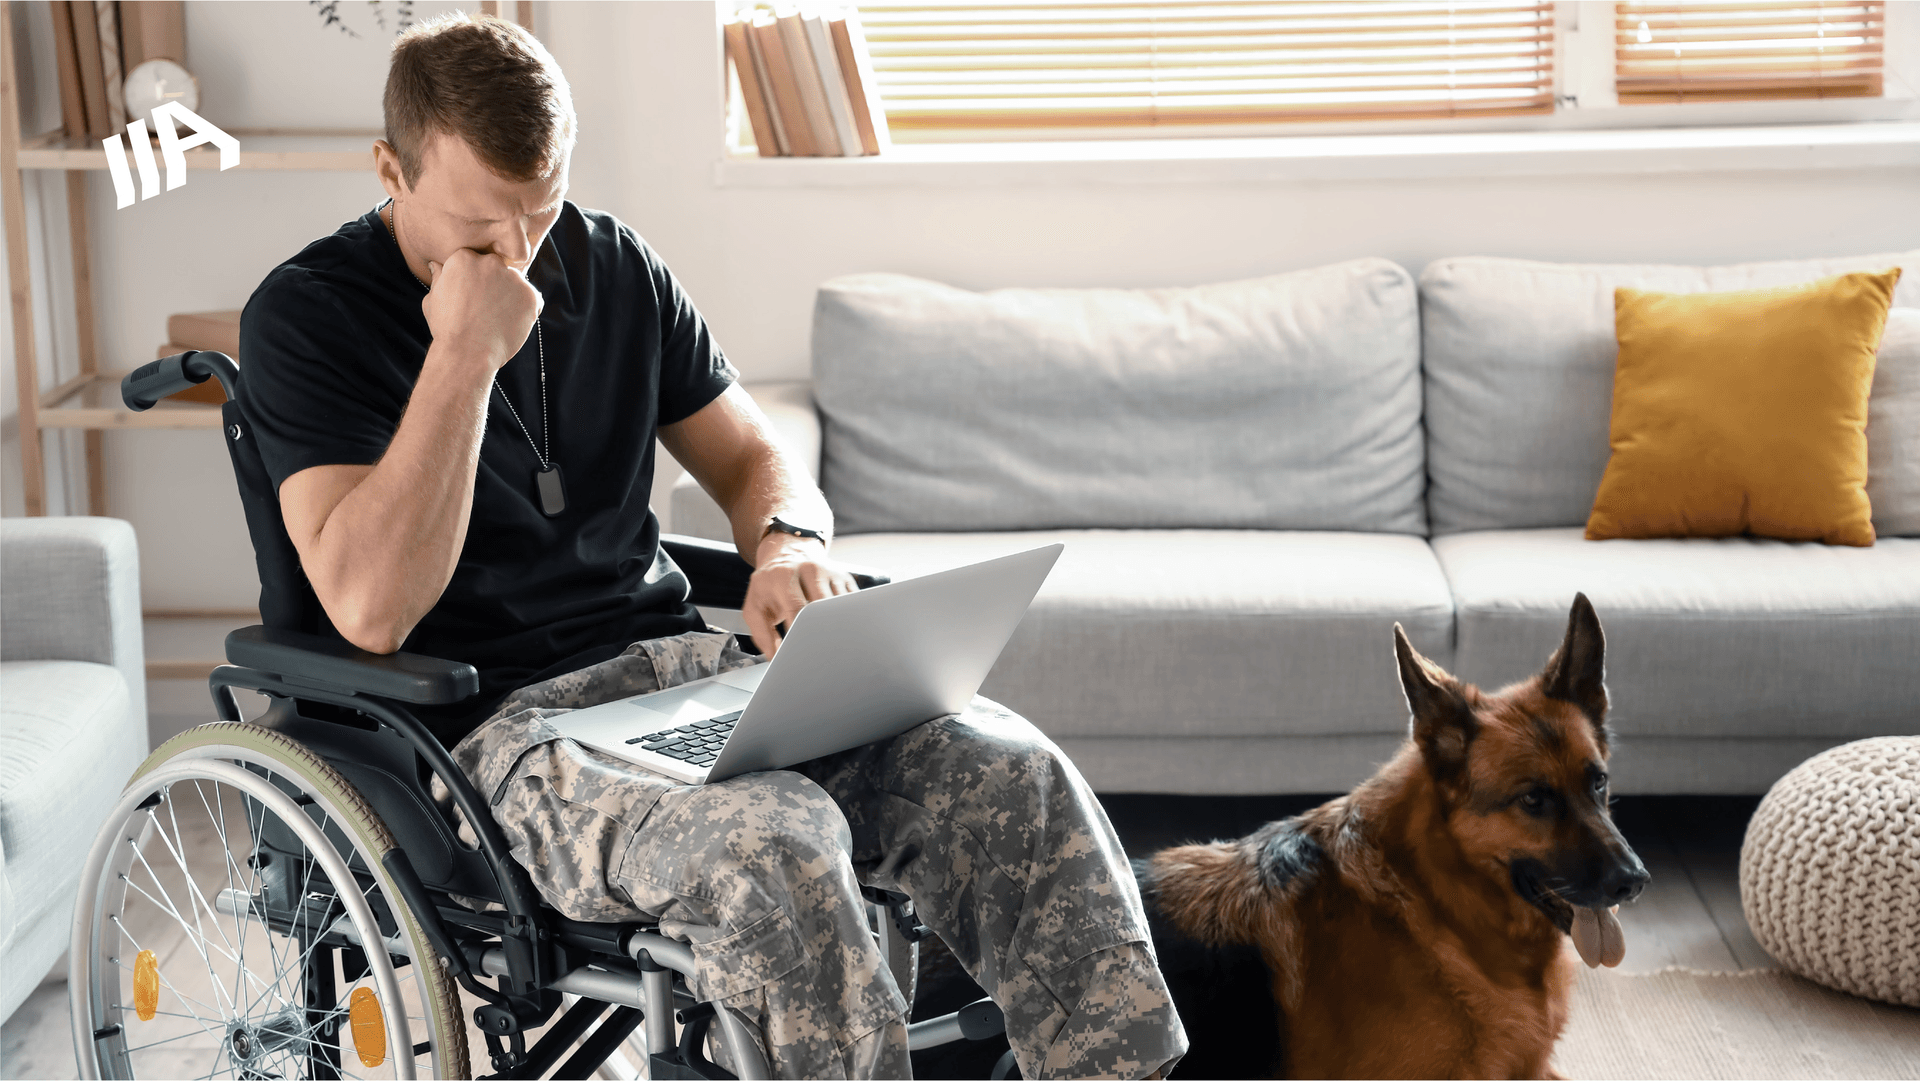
xmin=1614 ymin=1 xmax=1886 ymax=104
xmin=853 ymin=1 xmax=1557 ymax=135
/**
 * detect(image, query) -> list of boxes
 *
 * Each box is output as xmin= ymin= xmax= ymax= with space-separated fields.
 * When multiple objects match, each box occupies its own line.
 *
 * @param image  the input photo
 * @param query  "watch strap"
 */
xmin=765 ymin=516 xmax=827 ymax=544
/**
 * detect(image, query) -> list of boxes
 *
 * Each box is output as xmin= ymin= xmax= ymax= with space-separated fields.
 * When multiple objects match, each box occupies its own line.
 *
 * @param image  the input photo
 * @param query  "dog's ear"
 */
xmin=1541 ymin=592 xmax=1609 ymax=741
xmin=1395 ymin=624 xmax=1477 ymax=788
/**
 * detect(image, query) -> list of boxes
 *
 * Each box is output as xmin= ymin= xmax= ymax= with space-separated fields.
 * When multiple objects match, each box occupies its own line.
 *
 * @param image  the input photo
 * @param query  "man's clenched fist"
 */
xmin=422 ymin=248 xmax=543 ymax=370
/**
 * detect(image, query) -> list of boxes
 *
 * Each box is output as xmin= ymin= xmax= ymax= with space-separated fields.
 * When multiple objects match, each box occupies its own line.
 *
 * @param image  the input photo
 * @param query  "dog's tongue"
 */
xmin=1571 ymin=905 xmax=1626 ymax=968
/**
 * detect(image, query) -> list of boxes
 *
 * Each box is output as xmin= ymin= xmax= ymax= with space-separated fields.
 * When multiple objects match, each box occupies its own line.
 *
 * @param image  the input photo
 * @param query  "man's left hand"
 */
xmin=743 ymin=534 xmax=859 ymax=657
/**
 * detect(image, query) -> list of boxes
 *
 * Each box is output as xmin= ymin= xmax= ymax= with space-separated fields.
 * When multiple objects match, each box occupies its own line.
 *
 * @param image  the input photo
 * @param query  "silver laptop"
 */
xmin=550 ymin=544 xmax=1063 ymax=784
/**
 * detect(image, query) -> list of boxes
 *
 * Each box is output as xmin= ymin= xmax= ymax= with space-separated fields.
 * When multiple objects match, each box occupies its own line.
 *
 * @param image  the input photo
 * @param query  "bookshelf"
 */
xmin=6 ymin=1 xmax=537 ymax=680
xmin=3 ymin=4 xmax=378 ymax=522
xmin=2 ymin=2 xmax=384 ymax=676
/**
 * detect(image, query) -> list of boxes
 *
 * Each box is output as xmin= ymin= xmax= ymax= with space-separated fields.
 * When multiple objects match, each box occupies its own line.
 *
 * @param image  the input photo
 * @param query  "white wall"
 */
xmin=6 ymin=0 xmax=1920 ymax=613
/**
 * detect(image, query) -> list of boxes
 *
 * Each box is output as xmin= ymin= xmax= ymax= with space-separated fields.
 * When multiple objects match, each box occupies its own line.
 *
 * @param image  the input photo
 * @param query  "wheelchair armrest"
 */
xmin=224 ymin=625 xmax=480 ymax=705
xmin=661 ymin=532 xmax=890 ymax=611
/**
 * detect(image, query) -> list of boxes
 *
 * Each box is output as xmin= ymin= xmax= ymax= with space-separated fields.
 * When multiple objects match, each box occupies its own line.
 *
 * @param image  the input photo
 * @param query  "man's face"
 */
xmin=379 ymin=131 xmax=569 ymax=274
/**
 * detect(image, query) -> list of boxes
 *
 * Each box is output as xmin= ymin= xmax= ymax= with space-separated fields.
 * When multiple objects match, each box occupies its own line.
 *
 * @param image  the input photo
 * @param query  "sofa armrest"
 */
xmin=0 ymin=517 xmax=146 ymax=725
xmin=669 ymin=381 xmax=821 ymax=543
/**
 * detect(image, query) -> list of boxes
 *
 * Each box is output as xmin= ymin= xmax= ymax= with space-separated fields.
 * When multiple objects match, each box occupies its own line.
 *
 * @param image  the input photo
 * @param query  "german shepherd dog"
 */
xmin=1132 ymin=594 xmax=1651 ymax=1079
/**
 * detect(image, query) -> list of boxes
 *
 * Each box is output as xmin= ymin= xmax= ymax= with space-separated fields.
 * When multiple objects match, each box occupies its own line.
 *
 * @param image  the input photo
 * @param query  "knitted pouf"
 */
xmin=1740 ymin=736 xmax=1919 ymax=1007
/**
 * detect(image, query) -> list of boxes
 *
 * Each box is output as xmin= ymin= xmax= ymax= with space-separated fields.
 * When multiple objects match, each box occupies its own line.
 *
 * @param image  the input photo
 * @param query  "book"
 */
xmin=117 ymin=2 xmax=186 ymax=132
xmin=166 ymin=310 xmax=242 ymax=357
xmin=117 ymin=0 xmax=142 ymax=75
xmin=724 ymin=18 xmax=784 ymax=156
xmin=829 ymin=10 xmax=890 ymax=156
xmin=742 ymin=16 xmax=791 ymax=156
xmin=128 ymin=1 xmax=185 ymax=64
xmin=69 ymin=2 xmax=110 ymax=139
xmin=751 ymin=14 xmax=819 ymax=157
xmin=48 ymin=1 xmax=89 ymax=140
xmin=801 ymin=10 xmax=860 ymax=156
xmin=96 ymin=1 xmax=127 ymax=132
xmin=775 ymin=8 xmax=839 ymax=156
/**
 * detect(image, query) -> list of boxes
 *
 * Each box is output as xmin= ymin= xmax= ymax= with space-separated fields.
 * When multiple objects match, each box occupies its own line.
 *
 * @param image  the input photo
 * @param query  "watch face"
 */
xmin=123 ymin=58 xmax=199 ymax=125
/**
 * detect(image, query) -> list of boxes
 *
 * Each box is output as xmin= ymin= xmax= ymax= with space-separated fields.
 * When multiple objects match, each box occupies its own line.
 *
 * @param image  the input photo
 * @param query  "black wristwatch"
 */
xmin=764 ymin=515 xmax=828 ymax=544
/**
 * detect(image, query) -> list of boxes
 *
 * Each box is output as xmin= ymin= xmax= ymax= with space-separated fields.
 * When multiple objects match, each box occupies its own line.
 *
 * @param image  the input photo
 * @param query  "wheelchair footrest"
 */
xmin=650 ymin=1004 xmax=737 ymax=1081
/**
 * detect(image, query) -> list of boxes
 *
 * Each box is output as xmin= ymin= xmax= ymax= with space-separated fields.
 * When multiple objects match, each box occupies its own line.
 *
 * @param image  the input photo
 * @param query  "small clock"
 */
xmin=122 ymin=58 xmax=199 ymax=126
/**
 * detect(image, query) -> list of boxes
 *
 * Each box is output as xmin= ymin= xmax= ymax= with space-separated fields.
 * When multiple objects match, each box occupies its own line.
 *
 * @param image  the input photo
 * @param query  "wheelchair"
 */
xmin=71 ymin=351 xmax=1012 ymax=1080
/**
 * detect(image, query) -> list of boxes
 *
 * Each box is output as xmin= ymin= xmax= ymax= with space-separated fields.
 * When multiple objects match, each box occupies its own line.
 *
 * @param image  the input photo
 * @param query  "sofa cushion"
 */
xmin=1588 ymin=271 xmax=1900 ymax=547
xmin=831 ymin=530 xmax=1454 ymax=740
xmin=0 ymin=660 xmax=143 ymax=1020
xmin=813 ymin=260 xmax=1426 ymax=536
xmin=1421 ymin=252 xmax=1920 ymax=536
xmin=1431 ymin=529 xmax=1920 ymax=741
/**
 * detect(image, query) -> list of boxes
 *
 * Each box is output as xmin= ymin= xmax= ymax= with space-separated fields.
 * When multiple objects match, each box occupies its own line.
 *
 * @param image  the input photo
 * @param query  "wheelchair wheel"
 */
xmin=71 ymin=723 xmax=469 ymax=1079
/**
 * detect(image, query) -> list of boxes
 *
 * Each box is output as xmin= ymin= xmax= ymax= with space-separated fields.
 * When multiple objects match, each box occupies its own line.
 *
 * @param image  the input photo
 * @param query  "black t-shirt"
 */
xmin=239 ymin=202 xmax=736 ymax=741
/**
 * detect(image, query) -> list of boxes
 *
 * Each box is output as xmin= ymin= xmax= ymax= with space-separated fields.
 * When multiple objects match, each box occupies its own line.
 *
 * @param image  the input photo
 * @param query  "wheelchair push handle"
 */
xmin=122 ymin=350 xmax=239 ymax=411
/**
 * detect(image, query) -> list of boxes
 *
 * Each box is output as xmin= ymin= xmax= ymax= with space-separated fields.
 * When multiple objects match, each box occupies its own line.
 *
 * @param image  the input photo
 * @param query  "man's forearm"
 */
xmin=721 ymin=442 xmax=834 ymax=566
xmin=660 ymin=386 xmax=856 ymax=654
xmin=303 ymin=344 xmax=494 ymax=652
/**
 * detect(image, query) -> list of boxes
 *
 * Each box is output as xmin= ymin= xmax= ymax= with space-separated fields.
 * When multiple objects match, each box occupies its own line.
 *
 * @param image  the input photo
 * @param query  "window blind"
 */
xmin=1615 ymin=2 xmax=1885 ymax=103
xmin=852 ymin=1 xmax=1557 ymax=132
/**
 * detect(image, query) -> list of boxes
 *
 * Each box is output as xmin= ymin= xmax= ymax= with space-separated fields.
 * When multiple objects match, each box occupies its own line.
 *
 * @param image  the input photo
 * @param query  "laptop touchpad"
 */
xmin=630 ymin=682 xmax=753 ymax=727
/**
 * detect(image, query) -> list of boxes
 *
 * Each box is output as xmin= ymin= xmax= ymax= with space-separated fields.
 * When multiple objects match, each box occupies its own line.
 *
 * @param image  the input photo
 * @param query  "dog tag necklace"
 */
xmin=387 ymin=199 xmax=565 ymax=516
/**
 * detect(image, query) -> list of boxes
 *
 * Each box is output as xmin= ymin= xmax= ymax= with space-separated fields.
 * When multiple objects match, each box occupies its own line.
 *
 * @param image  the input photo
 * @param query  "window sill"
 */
xmin=713 ymin=121 xmax=1920 ymax=188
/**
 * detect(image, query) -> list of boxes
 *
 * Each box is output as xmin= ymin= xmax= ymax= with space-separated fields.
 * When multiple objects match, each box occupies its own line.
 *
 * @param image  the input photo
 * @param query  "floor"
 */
xmin=1 ymin=794 xmax=1770 ymax=1079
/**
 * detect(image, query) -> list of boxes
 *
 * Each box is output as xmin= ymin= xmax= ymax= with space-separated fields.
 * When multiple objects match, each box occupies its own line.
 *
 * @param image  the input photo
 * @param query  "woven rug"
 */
xmin=1553 ymin=966 xmax=1920 ymax=1080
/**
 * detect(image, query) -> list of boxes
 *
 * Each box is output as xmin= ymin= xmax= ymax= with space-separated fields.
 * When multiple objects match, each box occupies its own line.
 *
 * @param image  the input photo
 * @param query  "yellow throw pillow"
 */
xmin=1586 ymin=269 xmax=1901 ymax=547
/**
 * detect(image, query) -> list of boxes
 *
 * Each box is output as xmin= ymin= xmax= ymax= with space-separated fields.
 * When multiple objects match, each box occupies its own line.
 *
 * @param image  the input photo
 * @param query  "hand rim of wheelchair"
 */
xmin=70 ymin=725 xmax=463 ymax=1079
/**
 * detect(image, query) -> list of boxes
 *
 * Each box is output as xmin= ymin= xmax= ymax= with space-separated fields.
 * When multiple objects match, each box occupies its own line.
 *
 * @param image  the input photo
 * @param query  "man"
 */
xmin=240 ymin=13 xmax=1184 ymax=1079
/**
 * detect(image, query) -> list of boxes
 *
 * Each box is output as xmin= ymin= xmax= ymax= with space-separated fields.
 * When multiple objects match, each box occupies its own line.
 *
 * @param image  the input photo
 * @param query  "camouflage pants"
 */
xmin=451 ymin=630 xmax=1187 ymax=1080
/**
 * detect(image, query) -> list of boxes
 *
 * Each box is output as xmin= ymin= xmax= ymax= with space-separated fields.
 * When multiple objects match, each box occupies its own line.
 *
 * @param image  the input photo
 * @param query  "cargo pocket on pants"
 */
xmin=683 ymin=906 xmax=808 ymax=1004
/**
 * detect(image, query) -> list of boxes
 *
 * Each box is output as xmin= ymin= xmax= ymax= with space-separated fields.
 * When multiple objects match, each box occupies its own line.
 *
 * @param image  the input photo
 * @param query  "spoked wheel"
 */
xmin=72 ymin=723 xmax=469 ymax=1079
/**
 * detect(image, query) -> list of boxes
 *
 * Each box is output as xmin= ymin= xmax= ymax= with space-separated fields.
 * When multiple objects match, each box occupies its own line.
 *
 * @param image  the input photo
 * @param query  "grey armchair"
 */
xmin=0 ymin=517 xmax=147 ymax=1023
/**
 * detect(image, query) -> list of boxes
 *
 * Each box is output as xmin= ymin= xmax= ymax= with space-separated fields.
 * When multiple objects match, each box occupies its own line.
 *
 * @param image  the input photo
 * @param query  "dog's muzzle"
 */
xmin=1510 ymin=854 xmax=1649 ymax=930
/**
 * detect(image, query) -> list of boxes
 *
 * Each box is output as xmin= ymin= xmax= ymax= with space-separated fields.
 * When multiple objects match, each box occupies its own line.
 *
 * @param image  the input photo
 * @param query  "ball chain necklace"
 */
xmin=386 ymin=198 xmax=566 ymax=517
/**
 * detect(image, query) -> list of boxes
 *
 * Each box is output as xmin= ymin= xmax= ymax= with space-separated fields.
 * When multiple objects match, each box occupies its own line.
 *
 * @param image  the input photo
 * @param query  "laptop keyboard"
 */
xmin=625 ymin=710 xmax=744 ymax=768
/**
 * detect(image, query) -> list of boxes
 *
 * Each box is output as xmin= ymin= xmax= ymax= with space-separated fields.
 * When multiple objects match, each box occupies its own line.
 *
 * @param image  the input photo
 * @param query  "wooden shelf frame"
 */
xmin=2 ymin=1 xmax=378 ymax=516
xmin=17 ymin=127 xmax=382 ymax=170
xmin=144 ymin=606 xmax=260 ymax=682
xmin=5 ymin=0 xmax=526 ymax=675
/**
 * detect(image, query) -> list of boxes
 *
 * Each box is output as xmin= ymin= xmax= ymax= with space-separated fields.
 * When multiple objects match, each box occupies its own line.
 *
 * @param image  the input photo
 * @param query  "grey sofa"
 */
xmin=0 ymin=517 xmax=149 ymax=1023
xmin=674 ymin=252 xmax=1920 ymax=796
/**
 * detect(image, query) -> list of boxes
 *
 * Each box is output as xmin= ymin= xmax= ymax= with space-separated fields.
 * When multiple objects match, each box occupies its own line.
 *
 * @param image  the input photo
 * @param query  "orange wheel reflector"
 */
xmin=349 ymin=986 xmax=387 ymax=1068
xmin=132 ymin=950 xmax=159 ymax=1021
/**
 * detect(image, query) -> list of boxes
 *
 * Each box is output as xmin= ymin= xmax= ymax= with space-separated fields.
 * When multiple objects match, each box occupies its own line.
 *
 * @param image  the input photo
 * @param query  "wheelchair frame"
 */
xmin=73 ymin=353 xmax=1007 ymax=1080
